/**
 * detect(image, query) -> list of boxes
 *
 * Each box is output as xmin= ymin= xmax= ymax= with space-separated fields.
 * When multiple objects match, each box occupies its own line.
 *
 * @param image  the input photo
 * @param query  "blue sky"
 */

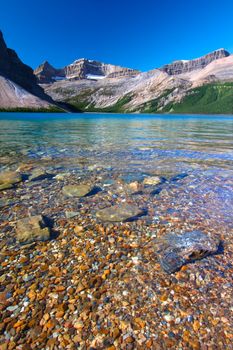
xmin=0 ymin=0 xmax=233 ymax=71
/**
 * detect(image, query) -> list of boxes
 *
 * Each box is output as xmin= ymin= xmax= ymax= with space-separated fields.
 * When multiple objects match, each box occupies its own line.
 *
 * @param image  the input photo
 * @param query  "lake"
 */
xmin=0 ymin=113 xmax=233 ymax=227
xmin=0 ymin=113 xmax=233 ymax=348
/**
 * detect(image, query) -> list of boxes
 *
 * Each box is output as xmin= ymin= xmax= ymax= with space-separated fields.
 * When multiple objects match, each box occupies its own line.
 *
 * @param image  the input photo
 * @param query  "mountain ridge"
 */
xmin=43 ymin=49 xmax=233 ymax=114
xmin=0 ymin=29 xmax=233 ymax=114
xmin=34 ymin=58 xmax=140 ymax=83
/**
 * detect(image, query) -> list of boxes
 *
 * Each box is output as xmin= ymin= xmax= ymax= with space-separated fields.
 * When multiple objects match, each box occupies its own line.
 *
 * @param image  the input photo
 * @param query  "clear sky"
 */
xmin=0 ymin=0 xmax=233 ymax=71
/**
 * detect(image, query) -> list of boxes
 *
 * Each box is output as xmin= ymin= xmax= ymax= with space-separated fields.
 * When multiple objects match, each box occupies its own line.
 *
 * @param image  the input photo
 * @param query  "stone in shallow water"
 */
xmin=156 ymin=230 xmax=220 ymax=274
xmin=16 ymin=215 xmax=50 ymax=244
xmin=96 ymin=204 xmax=144 ymax=222
xmin=0 ymin=171 xmax=22 ymax=187
xmin=62 ymin=184 xmax=93 ymax=197
xmin=28 ymin=168 xmax=54 ymax=181
xmin=143 ymin=176 xmax=162 ymax=186
xmin=0 ymin=183 xmax=14 ymax=191
xmin=65 ymin=211 xmax=79 ymax=219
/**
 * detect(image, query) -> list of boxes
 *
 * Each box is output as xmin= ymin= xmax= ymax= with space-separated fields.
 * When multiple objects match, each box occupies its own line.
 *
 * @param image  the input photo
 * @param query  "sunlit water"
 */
xmin=0 ymin=113 xmax=233 ymax=228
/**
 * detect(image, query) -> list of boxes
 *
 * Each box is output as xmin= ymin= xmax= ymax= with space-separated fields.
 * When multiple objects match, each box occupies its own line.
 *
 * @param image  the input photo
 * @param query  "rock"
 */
xmin=127 ymin=181 xmax=140 ymax=192
xmin=62 ymin=184 xmax=93 ymax=197
xmin=34 ymin=61 xmax=65 ymax=84
xmin=65 ymin=211 xmax=79 ymax=219
xmin=96 ymin=204 xmax=144 ymax=222
xmin=0 ymin=183 xmax=14 ymax=190
xmin=35 ymin=58 xmax=140 ymax=83
xmin=16 ymin=215 xmax=50 ymax=244
xmin=0 ymin=199 xmax=10 ymax=207
xmin=0 ymin=171 xmax=22 ymax=187
xmin=161 ymin=48 xmax=230 ymax=75
xmin=143 ymin=176 xmax=162 ymax=186
xmin=74 ymin=225 xmax=84 ymax=234
xmin=28 ymin=168 xmax=54 ymax=181
xmin=156 ymin=230 xmax=220 ymax=274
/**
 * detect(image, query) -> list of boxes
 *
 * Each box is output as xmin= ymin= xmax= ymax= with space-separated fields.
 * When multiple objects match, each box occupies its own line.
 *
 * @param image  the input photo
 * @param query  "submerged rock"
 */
xmin=96 ymin=203 xmax=144 ymax=222
xmin=65 ymin=211 xmax=79 ymax=219
xmin=0 ymin=183 xmax=14 ymax=190
xmin=29 ymin=168 xmax=54 ymax=181
xmin=0 ymin=171 xmax=22 ymax=190
xmin=156 ymin=230 xmax=220 ymax=274
xmin=62 ymin=184 xmax=93 ymax=197
xmin=143 ymin=176 xmax=162 ymax=186
xmin=16 ymin=215 xmax=50 ymax=244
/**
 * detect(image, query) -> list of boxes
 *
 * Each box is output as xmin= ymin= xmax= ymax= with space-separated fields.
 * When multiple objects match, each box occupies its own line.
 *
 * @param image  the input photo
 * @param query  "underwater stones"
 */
xmin=62 ymin=184 xmax=93 ymax=197
xmin=143 ymin=176 xmax=162 ymax=186
xmin=0 ymin=171 xmax=22 ymax=190
xmin=16 ymin=215 xmax=50 ymax=244
xmin=96 ymin=203 xmax=144 ymax=222
xmin=28 ymin=168 xmax=54 ymax=181
xmin=156 ymin=230 xmax=220 ymax=274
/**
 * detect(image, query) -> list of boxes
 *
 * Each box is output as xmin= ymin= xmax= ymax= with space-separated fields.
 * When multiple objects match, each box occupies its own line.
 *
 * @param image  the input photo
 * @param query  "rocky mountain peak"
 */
xmin=34 ymin=57 xmax=140 ymax=83
xmin=34 ymin=60 xmax=65 ymax=83
xmin=161 ymin=49 xmax=230 ymax=75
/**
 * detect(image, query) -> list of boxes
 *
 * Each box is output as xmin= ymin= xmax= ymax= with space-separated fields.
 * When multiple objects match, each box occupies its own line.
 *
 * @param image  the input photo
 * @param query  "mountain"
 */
xmin=0 ymin=31 xmax=59 ymax=111
xmin=34 ymin=61 xmax=65 ymax=84
xmin=2 ymin=30 xmax=232 ymax=114
xmin=43 ymin=49 xmax=233 ymax=114
xmin=34 ymin=59 xmax=140 ymax=83
xmin=160 ymin=49 xmax=230 ymax=75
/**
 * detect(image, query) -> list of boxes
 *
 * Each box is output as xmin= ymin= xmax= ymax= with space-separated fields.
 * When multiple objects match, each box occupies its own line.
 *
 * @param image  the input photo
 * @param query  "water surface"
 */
xmin=0 ymin=113 xmax=233 ymax=228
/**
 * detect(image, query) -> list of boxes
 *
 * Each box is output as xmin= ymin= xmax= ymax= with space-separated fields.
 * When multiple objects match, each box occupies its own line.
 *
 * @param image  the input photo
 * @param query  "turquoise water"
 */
xmin=0 ymin=113 xmax=233 ymax=227
xmin=0 ymin=113 xmax=233 ymax=162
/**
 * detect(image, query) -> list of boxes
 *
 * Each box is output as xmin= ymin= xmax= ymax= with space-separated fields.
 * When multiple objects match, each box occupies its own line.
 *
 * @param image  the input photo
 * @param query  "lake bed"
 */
xmin=0 ymin=113 xmax=232 ymax=349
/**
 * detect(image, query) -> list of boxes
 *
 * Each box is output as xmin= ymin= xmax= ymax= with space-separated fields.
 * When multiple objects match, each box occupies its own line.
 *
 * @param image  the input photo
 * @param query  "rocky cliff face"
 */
xmin=0 ymin=31 xmax=60 ymax=109
xmin=161 ymin=49 xmax=230 ymax=75
xmin=34 ymin=58 xmax=140 ymax=83
xmin=0 ymin=31 xmax=51 ymax=101
xmin=64 ymin=59 xmax=140 ymax=80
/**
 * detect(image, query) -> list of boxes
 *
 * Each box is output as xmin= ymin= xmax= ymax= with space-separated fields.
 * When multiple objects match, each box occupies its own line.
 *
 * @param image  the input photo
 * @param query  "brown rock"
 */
xmin=16 ymin=215 xmax=50 ymax=244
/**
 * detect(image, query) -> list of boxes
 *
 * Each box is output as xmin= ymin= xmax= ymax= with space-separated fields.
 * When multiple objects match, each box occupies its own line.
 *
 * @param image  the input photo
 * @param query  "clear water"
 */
xmin=0 ymin=113 xmax=233 ymax=228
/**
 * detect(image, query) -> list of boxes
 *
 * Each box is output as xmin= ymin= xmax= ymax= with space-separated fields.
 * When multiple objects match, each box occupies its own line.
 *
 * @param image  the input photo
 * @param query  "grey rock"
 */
xmin=62 ymin=184 xmax=93 ymax=197
xmin=65 ymin=211 xmax=79 ymax=219
xmin=16 ymin=215 xmax=50 ymax=244
xmin=156 ymin=230 xmax=220 ymax=273
xmin=96 ymin=203 xmax=144 ymax=222
xmin=161 ymin=49 xmax=230 ymax=75
xmin=0 ymin=171 xmax=22 ymax=185
xmin=29 ymin=168 xmax=54 ymax=181
xmin=6 ymin=305 xmax=19 ymax=312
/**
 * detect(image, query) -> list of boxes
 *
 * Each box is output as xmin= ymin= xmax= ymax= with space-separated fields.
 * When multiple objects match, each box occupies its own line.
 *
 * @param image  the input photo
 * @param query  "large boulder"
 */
xmin=96 ymin=203 xmax=144 ymax=222
xmin=16 ymin=215 xmax=50 ymax=244
xmin=0 ymin=171 xmax=22 ymax=190
xmin=62 ymin=184 xmax=93 ymax=197
xmin=156 ymin=230 xmax=220 ymax=273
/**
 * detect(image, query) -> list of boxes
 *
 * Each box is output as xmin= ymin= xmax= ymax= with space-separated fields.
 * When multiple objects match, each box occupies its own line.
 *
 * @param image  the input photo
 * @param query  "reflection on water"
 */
xmin=0 ymin=113 xmax=233 ymax=228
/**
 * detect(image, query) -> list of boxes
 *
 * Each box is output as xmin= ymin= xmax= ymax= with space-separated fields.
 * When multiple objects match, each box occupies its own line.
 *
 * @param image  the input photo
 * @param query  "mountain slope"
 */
xmin=43 ymin=49 xmax=233 ymax=114
xmin=0 ymin=31 xmax=60 ymax=111
xmin=162 ymin=83 xmax=233 ymax=114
